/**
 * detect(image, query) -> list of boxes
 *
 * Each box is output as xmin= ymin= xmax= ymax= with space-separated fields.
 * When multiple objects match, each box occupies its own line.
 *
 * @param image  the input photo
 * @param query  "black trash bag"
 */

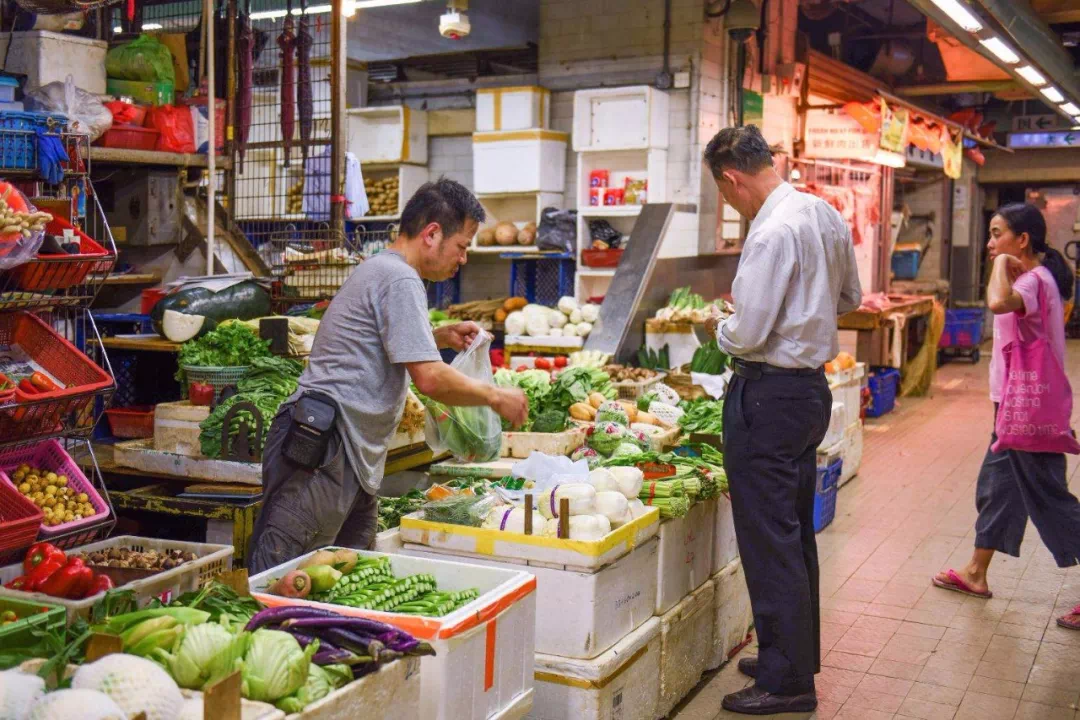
xmin=589 ymin=220 xmax=623 ymax=248
xmin=536 ymin=207 xmax=577 ymax=253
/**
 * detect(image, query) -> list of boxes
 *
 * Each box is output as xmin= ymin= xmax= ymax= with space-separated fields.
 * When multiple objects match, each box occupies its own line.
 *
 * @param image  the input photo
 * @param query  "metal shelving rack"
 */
xmin=0 ymin=126 xmax=119 ymax=550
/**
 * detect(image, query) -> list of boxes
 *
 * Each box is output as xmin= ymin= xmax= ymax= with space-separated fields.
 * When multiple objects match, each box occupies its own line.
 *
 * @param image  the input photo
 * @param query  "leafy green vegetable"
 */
xmin=493 ymin=369 xmax=552 ymax=430
xmin=237 ymin=356 xmax=303 ymax=397
xmin=378 ymin=490 xmax=426 ymax=532
xmin=690 ymin=340 xmax=728 ymax=375
xmin=678 ymin=398 xmax=724 ymax=435
xmin=420 ymin=393 xmax=502 ymax=462
xmin=241 ymin=629 xmax=318 ymax=703
xmin=155 ymin=622 xmax=249 ymax=690
xmin=176 ymin=323 xmax=272 ymax=381
xmin=199 ymin=358 xmax=304 ymax=458
xmin=531 ymin=409 xmax=569 ymax=433
xmin=275 ymin=663 xmax=350 ymax=713
xmin=421 ymin=494 xmax=497 ymax=527
xmin=541 ymin=367 xmax=615 ymax=416
xmin=637 ymin=392 xmax=658 ymax=412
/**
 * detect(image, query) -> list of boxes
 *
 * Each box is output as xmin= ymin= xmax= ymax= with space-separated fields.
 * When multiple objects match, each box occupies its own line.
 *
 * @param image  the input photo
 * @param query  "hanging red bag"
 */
xmin=993 ymin=273 xmax=1080 ymax=455
xmin=145 ymin=105 xmax=196 ymax=154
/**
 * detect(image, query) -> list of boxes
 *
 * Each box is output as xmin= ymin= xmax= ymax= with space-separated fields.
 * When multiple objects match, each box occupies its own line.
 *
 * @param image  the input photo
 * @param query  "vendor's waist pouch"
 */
xmin=282 ymin=391 xmax=339 ymax=469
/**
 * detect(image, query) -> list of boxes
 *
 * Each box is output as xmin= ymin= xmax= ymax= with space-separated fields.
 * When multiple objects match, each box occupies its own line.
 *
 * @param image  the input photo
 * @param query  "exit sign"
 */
xmin=1011 ymin=114 xmax=1061 ymax=132
xmin=1007 ymin=131 xmax=1080 ymax=149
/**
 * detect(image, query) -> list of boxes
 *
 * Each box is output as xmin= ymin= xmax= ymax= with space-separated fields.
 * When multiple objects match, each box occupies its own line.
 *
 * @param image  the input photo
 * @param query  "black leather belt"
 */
xmin=731 ymin=359 xmax=824 ymax=380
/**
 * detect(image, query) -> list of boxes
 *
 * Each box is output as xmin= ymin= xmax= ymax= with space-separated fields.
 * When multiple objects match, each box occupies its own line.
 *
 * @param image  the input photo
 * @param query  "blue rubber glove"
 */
xmin=35 ymin=129 xmax=69 ymax=185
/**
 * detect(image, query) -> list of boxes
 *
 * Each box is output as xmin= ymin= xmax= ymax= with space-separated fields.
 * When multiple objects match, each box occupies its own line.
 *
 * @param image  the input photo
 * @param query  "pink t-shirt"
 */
xmin=989 ymin=265 xmax=1066 ymax=402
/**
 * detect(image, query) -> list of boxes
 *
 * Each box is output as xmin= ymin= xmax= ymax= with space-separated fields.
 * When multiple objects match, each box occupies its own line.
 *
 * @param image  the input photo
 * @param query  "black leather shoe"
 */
xmin=721 ymin=686 xmax=818 ymax=715
xmin=738 ymin=656 xmax=758 ymax=678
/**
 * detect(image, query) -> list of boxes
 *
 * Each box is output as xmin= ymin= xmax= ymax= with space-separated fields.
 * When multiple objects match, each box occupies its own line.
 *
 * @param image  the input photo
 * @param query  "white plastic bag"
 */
xmin=25 ymin=76 xmax=113 ymax=141
xmin=421 ymin=334 xmax=502 ymax=463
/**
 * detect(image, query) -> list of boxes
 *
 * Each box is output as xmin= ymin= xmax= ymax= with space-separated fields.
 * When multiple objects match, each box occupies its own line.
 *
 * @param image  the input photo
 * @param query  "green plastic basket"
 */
xmin=0 ymin=596 xmax=65 ymax=647
xmin=181 ymin=365 xmax=249 ymax=398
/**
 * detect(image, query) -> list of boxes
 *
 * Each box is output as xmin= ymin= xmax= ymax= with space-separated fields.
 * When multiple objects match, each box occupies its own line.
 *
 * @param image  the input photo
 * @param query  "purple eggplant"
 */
xmin=280 ymin=616 xmax=402 ymax=636
xmin=245 ymin=605 xmax=341 ymax=632
xmin=312 ymin=648 xmax=369 ymax=665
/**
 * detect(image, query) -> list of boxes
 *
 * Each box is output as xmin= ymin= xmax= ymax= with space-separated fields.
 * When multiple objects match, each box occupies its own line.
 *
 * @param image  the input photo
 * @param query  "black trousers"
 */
xmin=723 ymin=371 xmax=832 ymax=696
xmin=975 ymin=406 xmax=1080 ymax=567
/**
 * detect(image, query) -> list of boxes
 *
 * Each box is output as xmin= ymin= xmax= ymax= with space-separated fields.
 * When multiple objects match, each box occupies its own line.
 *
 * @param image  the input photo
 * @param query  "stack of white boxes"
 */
xmin=472 ymin=87 xmax=568 ymax=196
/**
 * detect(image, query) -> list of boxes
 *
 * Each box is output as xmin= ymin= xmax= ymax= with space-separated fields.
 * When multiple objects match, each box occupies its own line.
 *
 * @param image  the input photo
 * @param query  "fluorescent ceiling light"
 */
xmin=1062 ymin=102 xmax=1080 ymax=115
xmin=249 ymin=0 xmax=389 ymax=19
xmin=979 ymin=36 xmax=1020 ymax=64
xmin=1041 ymin=86 xmax=1065 ymax=103
xmin=355 ymin=0 xmax=422 ymax=6
xmin=1016 ymin=65 xmax=1046 ymax=86
xmin=929 ymin=0 xmax=983 ymax=32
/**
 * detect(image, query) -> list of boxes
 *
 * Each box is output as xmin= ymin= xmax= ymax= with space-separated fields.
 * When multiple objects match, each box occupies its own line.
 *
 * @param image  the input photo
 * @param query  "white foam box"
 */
xmin=476 ymin=86 xmax=551 ymax=132
xmin=473 ymin=130 xmax=568 ymax=194
xmin=250 ymin=549 xmax=536 ymax=720
xmin=657 ymin=580 xmax=715 ymax=718
xmin=827 ymin=362 xmax=867 ymax=431
xmin=655 ymin=499 xmax=715 ymax=615
xmin=706 ymin=559 xmax=753 ymax=672
xmin=346 ymin=105 xmax=428 ymax=165
xmin=528 ymin=617 xmax=661 ymax=720
xmin=713 ymin=492 xmax=738 ymax=574
xmin=840 ymin=420 xmax=863 ymax=486
xmin=0 ymin=31 xmax=107 ymax=94
xmin=154 ymin=400 xmax=210 ymax=456
xmin=399 ymin=506 xmax=659 ymax=572
xmin=288 ymin=657 xmax=421 ymax=719
xmin=405 ymin=537 xmax=658 ymax=660
xmin=572 ymin=85 xmax=670 ymax=152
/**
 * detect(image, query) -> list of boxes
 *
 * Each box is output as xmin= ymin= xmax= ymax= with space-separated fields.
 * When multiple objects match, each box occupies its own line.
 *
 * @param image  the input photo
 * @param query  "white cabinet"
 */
xmin=572 ymin=86 xmax=670 ymax=152
xmin=346 ymin=106 xmax=428 ymax=165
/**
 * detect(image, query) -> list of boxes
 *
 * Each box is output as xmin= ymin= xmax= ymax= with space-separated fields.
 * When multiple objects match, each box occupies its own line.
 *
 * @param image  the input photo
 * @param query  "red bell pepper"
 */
xmin=86 ymin=573 xmax=114 ymax=597
xmin=38 ymin=557 xmax=93 ymax=599
xmin=24 ymin=542 xmax=65 ymax=574
xmin=4 ymin=575 xmax=31 ymax=591
xmin=29 ymin=372 xmax=61 ymax=393
xmin=17 ymin=378 xmax=37 ymax=395
xmin=189 ymin=382 xmax=215 ymax=406
xmin=26 ymin=556 xmax=65 ymax=592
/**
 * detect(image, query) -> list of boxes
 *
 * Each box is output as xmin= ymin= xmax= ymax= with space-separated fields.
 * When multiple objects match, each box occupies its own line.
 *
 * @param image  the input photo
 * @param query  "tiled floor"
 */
xmin=671 ymin=342 xmax=1080 ymax=720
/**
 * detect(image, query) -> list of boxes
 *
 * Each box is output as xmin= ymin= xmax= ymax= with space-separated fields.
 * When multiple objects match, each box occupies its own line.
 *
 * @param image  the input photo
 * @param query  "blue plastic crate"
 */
xmin=425 ymin=276 xmax=460 ymax=309
xmin=939 ymin=308 xmax=984 ymax=349
xmin=866 ymin=367 xmax=900 ymax=418
xmin=813 ymin=459 xmax=842 ymax=532
xmin=891 ymin=250 xmax=921 ymax=280
xmin=0 ymin=111 xmax=66 ymax=171
xmin=509 ymin=258 xmax=575 ymax=305
xmin=91 ymin=313 xmax=154 ymax=338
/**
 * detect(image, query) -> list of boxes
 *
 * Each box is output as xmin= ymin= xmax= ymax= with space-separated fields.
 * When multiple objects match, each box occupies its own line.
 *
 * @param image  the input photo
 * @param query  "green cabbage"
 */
xmin=595 ymin=401 xmax=629 ymax=426
xmin=156 ymin=622 xmax=250 ymax=690
xmin=241 ymin=629 xmax=318 ymax=703
xmin=612 ymin=443 xmax=644 ymax=458
xmin=274 ymin=663 xmax=351 ymax=713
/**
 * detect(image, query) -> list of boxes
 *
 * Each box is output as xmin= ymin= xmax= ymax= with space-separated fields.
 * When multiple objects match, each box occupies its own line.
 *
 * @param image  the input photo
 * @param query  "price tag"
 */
xmin=203 ymin=671 xmax=242 ymax=720
xmin=84 ymin=633 xmax=123 ymax=662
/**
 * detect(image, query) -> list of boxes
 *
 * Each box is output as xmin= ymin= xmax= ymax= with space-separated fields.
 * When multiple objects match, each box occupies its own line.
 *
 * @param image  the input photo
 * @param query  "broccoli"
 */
xmin=531 ymin=409 xmax=570 ymax=434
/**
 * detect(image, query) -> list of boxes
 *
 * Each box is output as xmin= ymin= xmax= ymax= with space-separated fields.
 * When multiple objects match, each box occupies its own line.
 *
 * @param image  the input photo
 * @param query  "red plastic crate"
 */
xmin=0 ymin=312 xmax=114 ymax=440
xmin=104 ymin=405 xmax=155 ymax=439
xmin=581 ymin=249 xmax=624 ymax=268
xmin=140 ymin=287 xmax=168 ymax=315
xmin=0 ymin=471 xmax=44 ymax=565
xmin=0 ymin=440 xmax=110 ymax=546
xmin=94 ymin=125 xmax=160 ymax=151
xmin=12 ymin=217 xmax=110 ymax=292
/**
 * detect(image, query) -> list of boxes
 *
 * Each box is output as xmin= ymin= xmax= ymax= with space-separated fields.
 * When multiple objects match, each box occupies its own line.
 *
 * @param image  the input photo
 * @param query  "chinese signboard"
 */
xmin=803 ymin=109 xmax=878 ymax=160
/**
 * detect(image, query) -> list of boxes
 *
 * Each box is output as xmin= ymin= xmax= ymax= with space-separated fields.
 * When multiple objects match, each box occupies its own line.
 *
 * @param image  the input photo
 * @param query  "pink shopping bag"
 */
xmin=993 ymin=274 xmax=1080 ymax=455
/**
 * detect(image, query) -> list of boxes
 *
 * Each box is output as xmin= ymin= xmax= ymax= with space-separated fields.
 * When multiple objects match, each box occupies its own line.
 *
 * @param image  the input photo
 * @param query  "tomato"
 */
xmin=553 ymin=356 xmax=568 ymax=368
xmin=535 ymin=358 xmax=552 ymax=370
xmin=189 ymin=382 xmax=215 ymax=406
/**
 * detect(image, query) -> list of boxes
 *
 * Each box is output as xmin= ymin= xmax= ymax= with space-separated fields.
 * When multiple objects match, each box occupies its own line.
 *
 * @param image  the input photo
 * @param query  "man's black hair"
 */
xmin=399 ymin=177 xmax=486 ymax=238
xmin=703 ymin=125 xmax=775 ymax=178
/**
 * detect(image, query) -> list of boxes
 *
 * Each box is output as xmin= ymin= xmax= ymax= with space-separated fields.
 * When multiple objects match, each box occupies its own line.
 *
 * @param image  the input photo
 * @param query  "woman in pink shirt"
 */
xmin=932 ymin=203 xmax=1080 ymax=630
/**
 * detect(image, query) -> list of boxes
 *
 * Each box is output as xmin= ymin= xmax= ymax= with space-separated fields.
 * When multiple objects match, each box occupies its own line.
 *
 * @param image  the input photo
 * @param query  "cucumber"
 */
xmin=150 ymin=280 xmax=271 ymax=337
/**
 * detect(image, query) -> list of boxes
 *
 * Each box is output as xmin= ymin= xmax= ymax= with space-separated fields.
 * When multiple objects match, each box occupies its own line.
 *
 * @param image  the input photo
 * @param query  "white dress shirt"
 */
xmin=716 ymin=182 xmax=863 ymax=369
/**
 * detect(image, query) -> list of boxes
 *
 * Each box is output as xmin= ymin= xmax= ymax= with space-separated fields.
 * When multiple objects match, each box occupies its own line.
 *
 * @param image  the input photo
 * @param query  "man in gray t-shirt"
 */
xmin=248 ymin=179 xmax=527 ymax=574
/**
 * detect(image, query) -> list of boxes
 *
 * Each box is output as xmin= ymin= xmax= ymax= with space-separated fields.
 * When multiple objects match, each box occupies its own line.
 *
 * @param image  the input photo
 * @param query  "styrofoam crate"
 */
xmin=713 ymin=492 xmax=738 ymax=574
xmin=398 ymin=506 xmax=660 ymax=572
xmin=500 ymin=425 xmax=587 ymax=458
xmin=473 ymin=130 xmax=568 ymax=194
xmin=373 ymin=527 xmax=404 ymax=553
xmin=346 ymin=106 xmax=428 ymax=165
xmin=706 ymin=559 xmax=753 ymax=672
xmin=658 ymin=580 xmax=715 ymax=717
xmin=404 ymin=536 xmax=659 ymax=660
xmin=250 ymin=549 xmax=536 ymax=720
xmin=840 ymin=421 xmax=863 ymax=486
xmin=0 ymin=535 xmax=232 ymax=622
xmin=0 ymin=31 xmax=107 ymax=94
xmin=655 ymin=499 xmax=715 ymax=615
xmin=476 ymin=86 xmax=551 ymax=132
xmin=820 ymin=401 xmax=846 ymax=450
xmin=528 ymin=617 xmax=661 ymax=720
xmin=286 ymin=656 xmax=421 ymax=720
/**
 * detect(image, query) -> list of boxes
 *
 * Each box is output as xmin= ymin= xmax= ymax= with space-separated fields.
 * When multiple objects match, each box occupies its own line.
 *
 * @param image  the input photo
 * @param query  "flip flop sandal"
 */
xmin=1056 ymin=605 xmax=1080 ymax=630
xmin=931 ymin=569 xmax=993 ymax=599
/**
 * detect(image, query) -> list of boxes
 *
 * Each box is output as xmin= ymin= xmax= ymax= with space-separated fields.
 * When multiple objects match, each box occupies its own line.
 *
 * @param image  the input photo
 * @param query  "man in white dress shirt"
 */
xmin=703 ymin=125 xmax=862 ymax=715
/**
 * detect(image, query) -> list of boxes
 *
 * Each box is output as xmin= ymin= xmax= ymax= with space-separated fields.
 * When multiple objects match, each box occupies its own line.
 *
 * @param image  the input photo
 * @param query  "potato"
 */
xmin=570 ymin=402 xmax=598 ymax=421
xmin=495 ymin=221 xmax=519 ymax=246
xmin=517 ymin=222 xmax=537 ymax=246
xmin=588 ymin=392 xmax=607 ymax=409
xmin=477 ymin=228 xmax=496 ymax=246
